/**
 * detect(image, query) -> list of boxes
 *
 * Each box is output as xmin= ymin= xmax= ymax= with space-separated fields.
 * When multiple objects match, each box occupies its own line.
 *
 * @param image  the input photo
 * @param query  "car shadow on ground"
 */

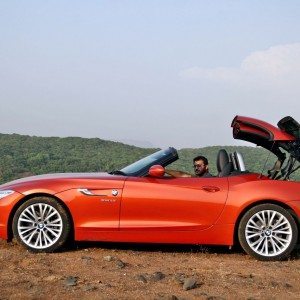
xmin=70 ymin=241 xmax=245 ymax=256
xmin=67 ymin=241 xmax=300 ymax=260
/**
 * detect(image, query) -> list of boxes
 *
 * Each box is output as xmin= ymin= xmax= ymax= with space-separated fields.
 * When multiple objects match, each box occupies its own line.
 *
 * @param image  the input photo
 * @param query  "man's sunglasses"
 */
xmin=193 ymin=164 xmax=206 ymax=168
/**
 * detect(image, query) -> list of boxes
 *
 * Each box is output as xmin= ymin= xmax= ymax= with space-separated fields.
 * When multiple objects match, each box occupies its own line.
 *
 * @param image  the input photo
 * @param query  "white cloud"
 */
xmin=180 ymin=43 xmax=300 ymax=89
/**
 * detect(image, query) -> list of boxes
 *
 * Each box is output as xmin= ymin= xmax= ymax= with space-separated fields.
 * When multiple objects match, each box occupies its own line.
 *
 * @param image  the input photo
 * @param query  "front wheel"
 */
xmin=13 ymin=197 xmax=71 ymax=252
xmin=238 ymin=204 xmax=298 ymax=261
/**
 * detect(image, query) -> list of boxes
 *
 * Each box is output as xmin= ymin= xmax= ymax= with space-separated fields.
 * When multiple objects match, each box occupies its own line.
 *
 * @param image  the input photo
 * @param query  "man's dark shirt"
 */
xmin=198 ymin=171 xmax=213 ymax=178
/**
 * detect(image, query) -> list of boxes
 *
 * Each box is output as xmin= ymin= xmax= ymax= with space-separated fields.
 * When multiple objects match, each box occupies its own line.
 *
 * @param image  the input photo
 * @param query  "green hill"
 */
xmin=0 ymin=133 xmax=298 ymax=184
xmin=0 ymin=133 xmax=156 ymax=184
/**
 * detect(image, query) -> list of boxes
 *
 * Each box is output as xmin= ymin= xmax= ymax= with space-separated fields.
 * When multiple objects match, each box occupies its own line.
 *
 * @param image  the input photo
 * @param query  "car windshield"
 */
xmin=119 ymin=148 xmax=178 ymax=176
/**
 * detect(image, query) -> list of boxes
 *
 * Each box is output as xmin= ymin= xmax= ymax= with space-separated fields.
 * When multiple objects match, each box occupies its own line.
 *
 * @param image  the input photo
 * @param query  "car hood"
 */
xmin=0 ymin=172 xmax=126 ymax=195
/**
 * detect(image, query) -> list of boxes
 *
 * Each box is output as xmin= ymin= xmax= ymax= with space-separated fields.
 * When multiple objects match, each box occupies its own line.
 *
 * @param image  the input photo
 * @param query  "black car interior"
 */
xmin=217 ymin=149 xmax=247 ymax=177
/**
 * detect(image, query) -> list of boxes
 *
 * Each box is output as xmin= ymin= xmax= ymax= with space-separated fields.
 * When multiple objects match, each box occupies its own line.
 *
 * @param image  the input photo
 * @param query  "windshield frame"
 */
xmin=120 ymin=147 xmax=178 ymax=177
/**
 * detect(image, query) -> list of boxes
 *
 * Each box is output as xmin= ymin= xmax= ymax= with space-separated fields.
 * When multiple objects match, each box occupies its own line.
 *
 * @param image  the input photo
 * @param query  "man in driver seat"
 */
xmin=165 ymin=155 xmax=212 ymax=178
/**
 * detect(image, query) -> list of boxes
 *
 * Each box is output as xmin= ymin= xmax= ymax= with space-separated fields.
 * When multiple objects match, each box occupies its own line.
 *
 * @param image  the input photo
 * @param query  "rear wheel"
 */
xmin=238 ymin=204 xmax=298 ymax=261
xmin=13 ymin=197 xmax=71 ymax=252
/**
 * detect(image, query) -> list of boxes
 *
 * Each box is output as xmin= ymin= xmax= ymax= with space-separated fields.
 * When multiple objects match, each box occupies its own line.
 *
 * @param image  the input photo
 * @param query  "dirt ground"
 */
xmin=0 ymin=240 xmax=300 ymax=300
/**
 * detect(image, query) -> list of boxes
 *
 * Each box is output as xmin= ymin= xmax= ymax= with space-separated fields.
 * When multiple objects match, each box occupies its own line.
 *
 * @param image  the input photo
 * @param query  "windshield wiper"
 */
xmin=109 ymin=170 xmax=126 ymax=176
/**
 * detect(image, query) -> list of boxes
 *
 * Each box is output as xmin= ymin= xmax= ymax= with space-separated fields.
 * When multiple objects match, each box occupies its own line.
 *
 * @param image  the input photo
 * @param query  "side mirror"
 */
xmin=149 ymin=165 xmax=165 ymax=177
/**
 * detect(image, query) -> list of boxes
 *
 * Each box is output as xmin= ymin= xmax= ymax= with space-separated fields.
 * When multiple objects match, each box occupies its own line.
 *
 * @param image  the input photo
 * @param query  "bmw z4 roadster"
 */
xmin=1 ymin=116 xmax=300 ymax=261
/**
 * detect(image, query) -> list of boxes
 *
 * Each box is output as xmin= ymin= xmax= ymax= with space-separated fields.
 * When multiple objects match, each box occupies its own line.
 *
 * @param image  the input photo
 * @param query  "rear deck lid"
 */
xmin=231 ymin=116 xmax=299 ymax=161
xmin=231 ymin=116 xmax=296 ymax=144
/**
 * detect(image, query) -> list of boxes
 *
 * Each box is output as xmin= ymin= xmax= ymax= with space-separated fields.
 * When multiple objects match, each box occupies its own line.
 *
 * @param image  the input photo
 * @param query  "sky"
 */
xmin=0 ymin=0 xmax=300 ymax=149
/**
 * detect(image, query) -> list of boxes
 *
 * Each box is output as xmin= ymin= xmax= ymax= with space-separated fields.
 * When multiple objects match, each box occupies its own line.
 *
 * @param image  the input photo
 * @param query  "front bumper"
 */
xmin=0 ymin=191 xmax=24 ymax=240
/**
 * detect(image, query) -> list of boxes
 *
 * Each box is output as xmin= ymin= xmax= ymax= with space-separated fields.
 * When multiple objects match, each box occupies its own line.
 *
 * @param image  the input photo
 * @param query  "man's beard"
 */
xmin=195 ymin=168 xmax=206 ymax=176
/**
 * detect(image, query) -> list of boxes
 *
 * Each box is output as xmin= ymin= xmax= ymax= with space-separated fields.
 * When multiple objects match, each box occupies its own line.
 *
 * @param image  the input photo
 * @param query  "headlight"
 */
xmin=0 ymin=190 xmax=15 ymax=199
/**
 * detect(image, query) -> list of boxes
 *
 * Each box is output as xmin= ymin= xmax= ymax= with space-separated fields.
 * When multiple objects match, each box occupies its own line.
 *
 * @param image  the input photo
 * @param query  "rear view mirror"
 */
xmin=148 ymin=165 xmax=165 ymax=177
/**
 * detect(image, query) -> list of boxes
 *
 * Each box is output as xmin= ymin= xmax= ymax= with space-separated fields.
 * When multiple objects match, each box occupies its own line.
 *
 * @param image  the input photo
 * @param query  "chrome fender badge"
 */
xmin=112 ymin=189 xmax=118 ymax=196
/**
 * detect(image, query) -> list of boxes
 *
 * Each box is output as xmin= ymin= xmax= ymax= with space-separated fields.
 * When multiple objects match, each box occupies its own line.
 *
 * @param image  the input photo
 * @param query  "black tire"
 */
xmin=238 ymin=203 xmax=298 ymax=261
xmin=12 ymin=197 xmax=71 ymax=252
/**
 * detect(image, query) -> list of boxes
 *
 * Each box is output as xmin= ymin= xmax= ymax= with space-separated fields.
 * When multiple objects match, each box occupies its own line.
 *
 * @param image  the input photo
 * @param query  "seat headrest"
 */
xmin=217 ymin=149 xmax=230 ymax=172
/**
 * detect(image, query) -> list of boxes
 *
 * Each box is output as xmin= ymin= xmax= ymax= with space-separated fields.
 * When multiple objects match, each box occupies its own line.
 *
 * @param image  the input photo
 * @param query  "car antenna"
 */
xmin=258 ymin=141 xmax=276 ymax=179
xmin=258 ymin=149 xmax=272 ymax=179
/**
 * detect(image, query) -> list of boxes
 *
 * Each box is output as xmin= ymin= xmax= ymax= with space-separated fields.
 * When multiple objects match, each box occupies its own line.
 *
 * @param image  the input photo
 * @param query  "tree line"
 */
xmin=0 ymin=133 xmax=298 ymax=184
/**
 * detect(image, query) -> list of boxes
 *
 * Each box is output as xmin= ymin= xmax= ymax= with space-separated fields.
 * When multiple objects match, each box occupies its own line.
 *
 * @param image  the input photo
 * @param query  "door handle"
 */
xmin=201 ymin=186 xmax=220 ymax=193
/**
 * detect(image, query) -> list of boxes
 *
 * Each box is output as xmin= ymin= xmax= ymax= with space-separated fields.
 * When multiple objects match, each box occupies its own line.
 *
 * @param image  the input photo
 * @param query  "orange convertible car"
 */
xmin=1 ymin=116 xmax=300 ymax=261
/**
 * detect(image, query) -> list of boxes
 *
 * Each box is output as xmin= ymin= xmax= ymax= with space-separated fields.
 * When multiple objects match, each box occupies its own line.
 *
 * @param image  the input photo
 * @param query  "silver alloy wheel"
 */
xmin=17 ymin=203 xmax=63 ymax=250
xmin=245 ymin=209 xmax=293 ymax=257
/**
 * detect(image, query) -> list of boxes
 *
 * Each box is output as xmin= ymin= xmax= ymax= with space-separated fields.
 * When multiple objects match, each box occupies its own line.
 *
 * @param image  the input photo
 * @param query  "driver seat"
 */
xmin=217 ymin=149 xmax=233 ymax=177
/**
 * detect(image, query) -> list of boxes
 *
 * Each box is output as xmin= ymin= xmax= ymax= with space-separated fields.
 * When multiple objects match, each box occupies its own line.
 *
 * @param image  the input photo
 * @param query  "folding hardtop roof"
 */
xmin=231 ymin=116 xmax=295 ymax=142
xmin=231 ymin=115 xmax=300 ymax=162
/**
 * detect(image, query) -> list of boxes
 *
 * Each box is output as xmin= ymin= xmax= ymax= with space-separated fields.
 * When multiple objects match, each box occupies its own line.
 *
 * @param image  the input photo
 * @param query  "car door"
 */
xmin=120 ymin=176 xmax=228 ymax=231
